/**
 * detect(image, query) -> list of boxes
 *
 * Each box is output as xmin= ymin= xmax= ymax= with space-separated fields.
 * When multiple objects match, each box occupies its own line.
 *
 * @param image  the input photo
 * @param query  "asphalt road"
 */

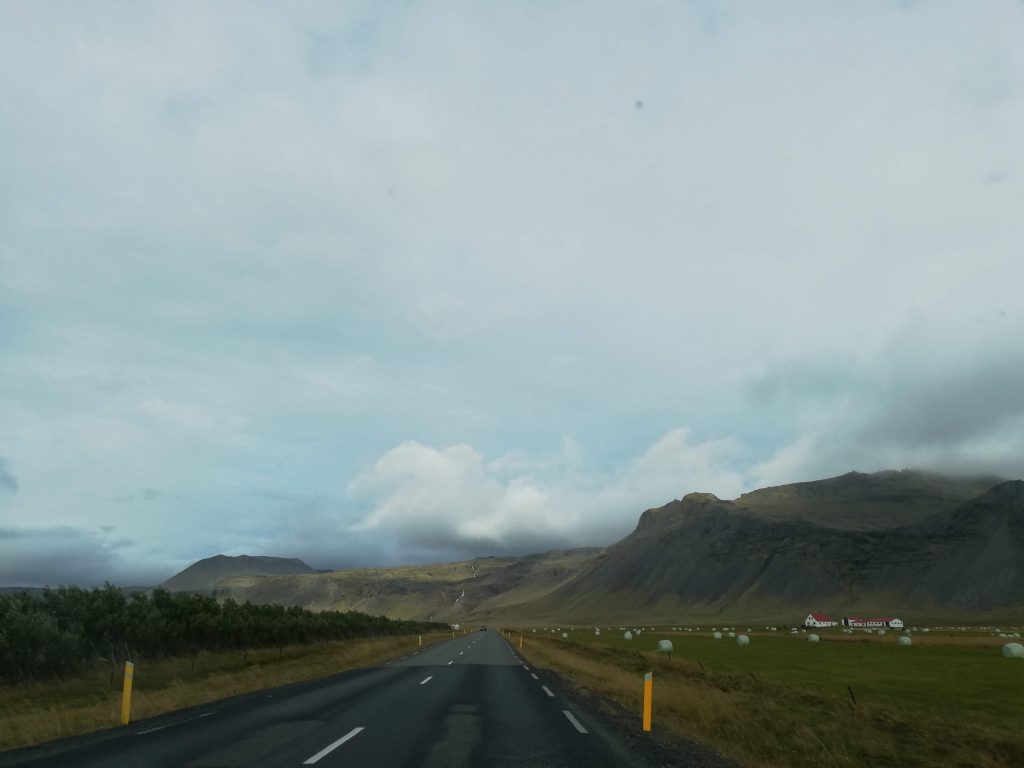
xmin=0 ymin=630 xmax=659 ymax=768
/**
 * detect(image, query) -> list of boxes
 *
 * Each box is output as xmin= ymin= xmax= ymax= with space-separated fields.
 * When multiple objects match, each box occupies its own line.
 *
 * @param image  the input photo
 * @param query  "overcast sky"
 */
xmin=2 ymin=1 xmax=1023 ymax=587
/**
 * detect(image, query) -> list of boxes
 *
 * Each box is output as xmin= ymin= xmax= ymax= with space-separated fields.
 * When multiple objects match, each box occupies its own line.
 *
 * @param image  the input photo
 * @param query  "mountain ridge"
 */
xmin=159 ymin=469 xmax=1021 ymax=621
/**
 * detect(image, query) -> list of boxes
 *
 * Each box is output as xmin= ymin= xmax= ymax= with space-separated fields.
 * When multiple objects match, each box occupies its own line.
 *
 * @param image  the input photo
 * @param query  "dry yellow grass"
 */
xmin=519 ymin=636 xmax=1024 ymax=768
xmin=0 ymin=632 xmax=447 ymax=752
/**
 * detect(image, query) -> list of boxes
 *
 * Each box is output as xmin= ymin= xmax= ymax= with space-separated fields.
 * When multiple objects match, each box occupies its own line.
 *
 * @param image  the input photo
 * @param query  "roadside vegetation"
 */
xmin=517 ymin=627 xmax=1024 ymax=768
xmin=0 ymin=632 xmax=448 ymax=752
xmin=0 ymin=585 xmax=443 ymax=682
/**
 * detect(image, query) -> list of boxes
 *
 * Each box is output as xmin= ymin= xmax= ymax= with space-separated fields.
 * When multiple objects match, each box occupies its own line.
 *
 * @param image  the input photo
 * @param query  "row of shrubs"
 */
xmin=0 ymin=584 xmax=444 ymax=682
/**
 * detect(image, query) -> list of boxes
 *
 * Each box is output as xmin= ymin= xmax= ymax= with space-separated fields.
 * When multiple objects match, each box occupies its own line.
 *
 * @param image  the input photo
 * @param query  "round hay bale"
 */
xmin=1002 ymin=642 xmax=1024 ymax=658
xmin=808 ymin=634 xmax=820 ymax=643
xmin=624 ymin=631 xmax=633 ymax=640
xmin=737 ymin=634 xmax=750 ymax=646
xmin=713 ymin=631 xmax=722 ymax=640
xmin=898 ymin=636 xmax=912 ymax=646
xmin=877 ymin=630 xmax=886 ymax=635
xmin=657 ymin=639 xmax=674 ymax=653
xmin=727 ymin=631 xmax=736 ymax=638
xmin=561 ymin=633 xmax=568 ymax=639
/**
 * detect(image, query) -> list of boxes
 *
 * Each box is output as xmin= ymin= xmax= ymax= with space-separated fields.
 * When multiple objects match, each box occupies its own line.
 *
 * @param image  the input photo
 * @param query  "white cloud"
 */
xmin=347 ymin=428 xmax=749 ymax=555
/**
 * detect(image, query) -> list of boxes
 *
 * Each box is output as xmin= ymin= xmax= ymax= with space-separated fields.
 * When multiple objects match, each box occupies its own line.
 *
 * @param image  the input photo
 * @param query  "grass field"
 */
xmin=517 ymin=626 xmax=1024 ymax=768
xmin=0 ymin=632 xmax=448 ymax=753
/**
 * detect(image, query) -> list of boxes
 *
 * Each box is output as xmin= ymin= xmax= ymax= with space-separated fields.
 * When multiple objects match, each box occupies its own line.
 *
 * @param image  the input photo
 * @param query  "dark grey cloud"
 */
xmin=0 ymin=458 xmax=16 ymax=493
xmin=0 ymin=526 xmax=175 ymax=587
xmin=748 ymin=327 xmax=1024 ymax=483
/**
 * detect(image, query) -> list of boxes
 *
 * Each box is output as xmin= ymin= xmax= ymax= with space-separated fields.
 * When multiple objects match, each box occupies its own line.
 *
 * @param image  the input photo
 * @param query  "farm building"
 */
xmin=842 ymin=616 xmax=904 ymax=629
xmin=804 ymin=612 xmax=839 ymax=628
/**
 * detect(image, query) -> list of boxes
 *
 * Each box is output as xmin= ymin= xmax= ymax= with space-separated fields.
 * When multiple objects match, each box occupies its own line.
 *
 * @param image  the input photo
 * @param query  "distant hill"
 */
xmin=160 ymin=555 xmax=316 ymax=593
xmin=207 ymin=549 xmax=601 ymax=620
xmin=164 ymin=470 xmax=1022 ymax=622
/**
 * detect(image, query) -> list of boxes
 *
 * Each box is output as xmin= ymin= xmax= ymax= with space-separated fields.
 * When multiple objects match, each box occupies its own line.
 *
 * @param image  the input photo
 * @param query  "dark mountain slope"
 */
xmin=735 ymin=469 xmax=1003 ymax=530
xmin=535 ymin=480 xmax=1024 ymax=620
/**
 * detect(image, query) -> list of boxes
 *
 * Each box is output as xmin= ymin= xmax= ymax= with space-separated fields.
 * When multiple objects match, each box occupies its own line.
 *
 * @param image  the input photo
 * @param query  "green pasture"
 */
xmin=539 ymin=627 xmax=1024 ymax=728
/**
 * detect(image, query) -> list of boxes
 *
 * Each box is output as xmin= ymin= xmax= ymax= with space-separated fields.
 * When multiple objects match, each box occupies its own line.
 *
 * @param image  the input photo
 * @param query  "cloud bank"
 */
xmin=0 ymin=1 xmax=1022 ymax=583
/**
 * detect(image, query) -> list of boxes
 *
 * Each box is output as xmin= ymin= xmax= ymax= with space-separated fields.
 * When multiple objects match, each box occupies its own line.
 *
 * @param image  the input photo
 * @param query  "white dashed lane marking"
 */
xmin=563 ymin=710 xmax=588 ymax=734
xmin=303 ymin=727 xmax=365 ymax=764
xmin=542 ymin=686 xmax=555 ymax=697
xmin=419 ymin=676 xmax=433 ymax=685
xmin=530 ymin=673 xmax=538 ymax=680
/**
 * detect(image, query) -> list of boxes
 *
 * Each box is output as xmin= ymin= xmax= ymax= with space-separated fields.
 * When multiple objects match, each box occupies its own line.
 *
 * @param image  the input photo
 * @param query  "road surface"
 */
xmin=0 ymin=630 xmax=668 ymax=768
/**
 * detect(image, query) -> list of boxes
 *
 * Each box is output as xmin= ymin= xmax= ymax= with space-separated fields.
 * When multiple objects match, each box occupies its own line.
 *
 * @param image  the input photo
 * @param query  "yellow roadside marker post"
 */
xmin=120 ymin=661 xmax=135 ymax=725
xmin=519 ymin=635 xmax=523 ymax=649
xmin=642 ymin=671 xmax=653 ymax=732
xmin=418 ymin=634 xmax=422 ymax=648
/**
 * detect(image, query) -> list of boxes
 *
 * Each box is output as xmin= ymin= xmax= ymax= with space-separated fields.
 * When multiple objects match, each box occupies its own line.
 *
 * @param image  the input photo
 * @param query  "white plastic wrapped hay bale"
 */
xmin=877 ymin=630 xmax=886 ymax=635
xmin=1002 ymin=642 xmax=1024 ymax=658
xmin=657 ymin=639 xmax=674 ymax=653
xmin=736 ymin=634 xmax=750 ymax=646
xmin=713 ymin=631 xmax=722 ymax=640
xmin=727 ymin=631 xmax=736 ymax=638
xmin=808 ymin=634 xmax=820 ymax=643
xmin=561 ymin=632 xmax=568 ymax=639
xmin=898 ymin=636 xmax=912 ymax=646
xmin=624 ymin=631 xmax=633 ymax=640
xmin=594 ymin=629 xmax=601 ymax=636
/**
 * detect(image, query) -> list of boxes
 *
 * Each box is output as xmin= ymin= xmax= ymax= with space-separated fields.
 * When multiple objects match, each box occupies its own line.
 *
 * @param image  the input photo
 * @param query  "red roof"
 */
xmin=809 ymin=613 xmax=832 ymax=621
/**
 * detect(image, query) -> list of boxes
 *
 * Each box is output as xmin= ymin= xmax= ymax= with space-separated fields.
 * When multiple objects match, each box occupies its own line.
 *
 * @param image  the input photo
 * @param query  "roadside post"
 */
xmin=419 ymin=634 xmax=422 ymax=648
xmin=642 ymin=671 xmax=653 ymax=732
xmin=120 ymin=661 xmax=135 ymax=725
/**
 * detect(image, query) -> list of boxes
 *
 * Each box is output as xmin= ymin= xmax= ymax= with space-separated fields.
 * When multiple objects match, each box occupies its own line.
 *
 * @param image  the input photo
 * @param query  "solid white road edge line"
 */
xmin=420 ymin=676 xmax=433 ymax=685
xmin=542 ymin=686 xmax=555 ymax=697
xmin=303 ymin=727 xmax=365 ymax=765
xmin=136 ymin=711 xmax=217 ymax=735
xmin=563 ymin=710 xmax=588 ymax=734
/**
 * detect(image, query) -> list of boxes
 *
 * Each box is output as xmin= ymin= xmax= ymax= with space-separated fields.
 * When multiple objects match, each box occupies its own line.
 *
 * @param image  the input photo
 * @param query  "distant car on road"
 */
xmin=479 ymin=626 xmax=487 ymax=631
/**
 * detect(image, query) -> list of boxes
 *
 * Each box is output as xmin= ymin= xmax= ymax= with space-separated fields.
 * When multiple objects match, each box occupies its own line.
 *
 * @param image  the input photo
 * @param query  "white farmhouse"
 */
xmin=842 ymin=616 xmax=904 ymax=629
xmin=804 ymin=612 xmax=839 ymax=628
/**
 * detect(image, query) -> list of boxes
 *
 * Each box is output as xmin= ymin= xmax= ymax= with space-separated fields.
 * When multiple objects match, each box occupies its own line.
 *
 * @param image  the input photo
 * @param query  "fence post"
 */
xmin=120 ymin=661 xmax=135 ymax=725
xmin=642 ymin=671 xmax=653 ymax=732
